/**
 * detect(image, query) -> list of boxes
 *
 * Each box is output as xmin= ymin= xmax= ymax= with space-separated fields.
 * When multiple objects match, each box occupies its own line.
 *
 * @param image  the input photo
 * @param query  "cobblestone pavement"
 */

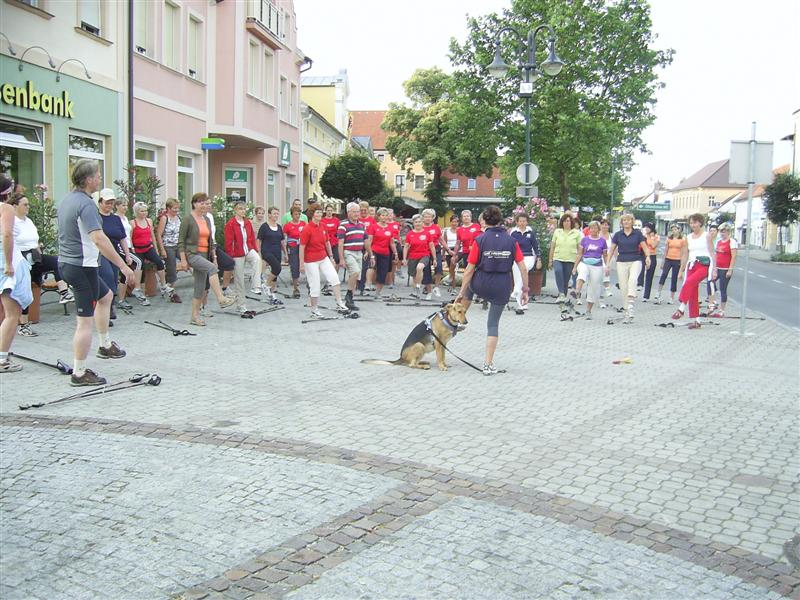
xmin=1 ymin=275 xmax=798 ymax=599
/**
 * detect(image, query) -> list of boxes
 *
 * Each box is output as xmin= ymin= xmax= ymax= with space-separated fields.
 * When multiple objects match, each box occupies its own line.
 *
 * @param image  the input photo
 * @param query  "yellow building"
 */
xmin=300 ymin=104 xmax=346 ymax=207
xmin=669 ymin=159 xmax=746 ymax=221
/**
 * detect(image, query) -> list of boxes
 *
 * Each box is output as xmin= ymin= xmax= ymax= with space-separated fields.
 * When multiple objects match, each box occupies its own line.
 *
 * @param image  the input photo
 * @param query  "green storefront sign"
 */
xmin=225 ymin=169 xmax=248 ymax=184
xmin=279 ymin=140 xmax=291 ymax=167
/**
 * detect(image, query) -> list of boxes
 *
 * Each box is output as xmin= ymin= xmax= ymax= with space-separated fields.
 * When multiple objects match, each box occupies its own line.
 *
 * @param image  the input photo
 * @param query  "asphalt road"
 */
xmin=725 ymin=255 xmax=800 ymax=331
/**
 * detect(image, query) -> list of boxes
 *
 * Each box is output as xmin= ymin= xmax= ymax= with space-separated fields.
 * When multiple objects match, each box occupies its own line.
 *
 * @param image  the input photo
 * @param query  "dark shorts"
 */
xmin=288 ymin=246 xmax=300 ymax=280
xmin=216 ymin=248 xmax=235 ymax=272
xmin=263 ymin=252 xmax=282 ymax=279
xmin=374 ymin=252 xmax=391 ymax=284
xmin=408 ymin=255 xmax=431 ymax=274
xmin=59 ymin=263 xmax=110 ymax=317
xmin=457 ymin=252 xmax=469 ymax=269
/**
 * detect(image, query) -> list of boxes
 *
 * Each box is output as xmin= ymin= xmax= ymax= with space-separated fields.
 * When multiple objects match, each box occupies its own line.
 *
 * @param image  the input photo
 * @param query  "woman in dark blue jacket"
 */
xmin=509 ymin=213 xmax=541 ymax=313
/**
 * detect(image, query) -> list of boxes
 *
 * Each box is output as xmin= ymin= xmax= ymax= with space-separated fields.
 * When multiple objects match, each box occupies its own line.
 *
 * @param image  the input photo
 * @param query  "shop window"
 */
xmin=414 ymin=175 xmax=425 ymax=191
xmin=0 ymin=120 xmax=44 ymax=195
xmin=187 ymin=15 xmax=202 ymax=79
xmin=78 ymin=0 xmax=102 ymax=36
xmin=248 ymin=39 xmax=260 ymax=95
xmin=177 ymin=153 xmax=195 ymax=203
xmin=263 ymin=49 xmax=274 ymax=102
xmin=267 ymin=171 xmax=277 ymax=206
xmin=395 ymin=174 xmax=405 ymax=189
xmin=163 ymin=1 xmax=179 ymax=70
xmin=134 ymin=0 xmax=151 ymax=56
xmin=450 ymin=179 xmax=459 ymax=190
xmin=467 ymin=178 xmax=477 ymax=190
xmin=68 ymin=131 xmax=105 ymax=188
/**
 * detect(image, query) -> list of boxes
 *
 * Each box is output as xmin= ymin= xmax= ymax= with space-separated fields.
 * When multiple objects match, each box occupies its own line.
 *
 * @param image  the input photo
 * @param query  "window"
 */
xmin=284 ymin=173 xmax=295 ymax=208
xmin=394 ymin=174 xmax=405 ymax=189
xmin=68 ymin=131 xmax=105 ymax=187
xmin=414 ymin=175 xmax=425 ymax=191
xmin=493 ymin=179 xmax=501 ymax=190
xmin=267 ymin=171 xmax=277 ymax=206
xmin=163 ymin=1 xmax=179 ymax=70
xmin=78 ymin=0 xmax=101 ymax=36
xmin=279 ymin=77 xmax=288 ymax=121
xmin=450 ymin=179 xmax=460 ymax=190
xmin=134 ymin=1 xmax=151 ymax=55
xmin=376 ymin=153 xmax=384 ymax=163
xmin=248 ymin=40 xmax=260 ymax=94
xmin=0 ymin=120 xmax=44 ymax=195
xmin=177 ymin=153 xmax=195 ymax=203
xmin=134 ymin=143 xmax=159 ymax=198
xmin=290 ymin=83 xmax=297 ymax=125
xmin=262 ymin=49 xmax=274 ymax=102
xmin=467 ymin=178 xmax=477 ymax=190
xmin=188 ymin=16 xmax=202 ymax=79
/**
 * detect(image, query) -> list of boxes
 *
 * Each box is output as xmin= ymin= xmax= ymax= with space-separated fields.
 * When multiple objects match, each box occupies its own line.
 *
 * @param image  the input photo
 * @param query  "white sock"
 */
xmin=99 ymin=331 xmax=111 ymax=348
xmin=74 ymin=359 xmax=86 ymax=376
xmin=0 ymin=352 xmax=8 ymax=362
xmin=679 ymin=302 xmax=687 ymax=312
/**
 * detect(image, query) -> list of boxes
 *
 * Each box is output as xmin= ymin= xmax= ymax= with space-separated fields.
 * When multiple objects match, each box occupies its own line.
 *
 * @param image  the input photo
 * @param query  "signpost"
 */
xmin=729 ymin=122 xmax=774 ymax=337
xmin=516 ymin=186 xmax=538 ymax=198
xmin=516 ymin=162 xmax=539 ymax=186
xmin=636 ymin=203 xmax=671 ymax=211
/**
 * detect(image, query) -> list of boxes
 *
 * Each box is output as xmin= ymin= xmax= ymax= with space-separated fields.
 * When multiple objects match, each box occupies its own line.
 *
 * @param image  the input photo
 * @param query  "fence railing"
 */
xmin=246 ymin=0 xmax=282 ymax=39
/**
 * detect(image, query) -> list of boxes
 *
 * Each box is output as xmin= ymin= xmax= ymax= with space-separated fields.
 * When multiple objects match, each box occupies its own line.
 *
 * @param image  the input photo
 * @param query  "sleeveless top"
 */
xmin=162 ymin=215 xmax=181 ymax=247
xmin=131 ymin=219 xmax=153 ymax=253
xmin=687 ymin=232 xmax=710 ymax=263
xmin=444 ymin=227 xmax=458 ymax=249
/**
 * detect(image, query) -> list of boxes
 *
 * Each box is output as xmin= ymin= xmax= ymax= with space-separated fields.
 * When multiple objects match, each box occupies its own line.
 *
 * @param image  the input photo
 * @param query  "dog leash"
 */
xmin=424 ymin=313 xmax=506 ymax=375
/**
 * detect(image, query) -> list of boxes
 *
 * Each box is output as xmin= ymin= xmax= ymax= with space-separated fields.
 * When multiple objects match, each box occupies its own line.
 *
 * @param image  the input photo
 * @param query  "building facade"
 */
xmin=300 ymin=103 xmax=346 ymax=205
xmin=1 ymin=0 xmax=127 ymax=200
xmin=444 ymin=166 xmax=502 ymax=219
xmin=669 ymin=159 xmax=745 ymax=221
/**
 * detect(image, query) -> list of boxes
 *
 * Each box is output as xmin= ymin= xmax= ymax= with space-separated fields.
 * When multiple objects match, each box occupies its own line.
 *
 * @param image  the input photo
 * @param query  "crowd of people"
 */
xmin=0 ymin=159 xmax=736 ymax=378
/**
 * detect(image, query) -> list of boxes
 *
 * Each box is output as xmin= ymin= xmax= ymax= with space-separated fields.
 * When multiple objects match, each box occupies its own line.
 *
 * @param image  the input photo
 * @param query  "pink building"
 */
xmin=133 ymin=0 xmax=306 ymax=213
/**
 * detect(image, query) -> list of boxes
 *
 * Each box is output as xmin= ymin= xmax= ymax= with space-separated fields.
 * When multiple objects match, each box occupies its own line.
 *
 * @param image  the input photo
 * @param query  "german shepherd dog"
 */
xmin=361 ymin=303 xmax=468 ymax=371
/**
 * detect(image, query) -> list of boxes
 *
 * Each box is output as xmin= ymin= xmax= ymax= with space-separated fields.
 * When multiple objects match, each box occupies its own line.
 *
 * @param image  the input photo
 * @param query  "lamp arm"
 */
xmin=492 ymin=26 xmax=526 ymax=63
xmin=527 ymin=24 xmax=556 ymax=66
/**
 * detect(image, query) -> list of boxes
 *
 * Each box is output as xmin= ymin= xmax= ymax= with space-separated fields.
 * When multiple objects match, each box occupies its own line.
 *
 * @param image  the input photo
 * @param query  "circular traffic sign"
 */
xmin=516 ymin=162 xmax=539 ymax=185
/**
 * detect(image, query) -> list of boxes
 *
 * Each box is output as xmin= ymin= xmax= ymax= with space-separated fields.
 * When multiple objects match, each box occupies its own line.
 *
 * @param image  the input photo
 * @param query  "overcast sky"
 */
xmin=294 ymin=0 xmax=798 ymax=199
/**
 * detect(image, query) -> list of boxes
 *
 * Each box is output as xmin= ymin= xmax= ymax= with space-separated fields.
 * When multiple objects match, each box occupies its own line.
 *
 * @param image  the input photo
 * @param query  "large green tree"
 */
xmin=382 ymin=67 xmax=499 ymax=216
xmin=763 ymin=172 xmax=800 ymax=252
xmin=319 ymin=149 xmax=384 ymax=202
xmin=449 ymin=0 xmax=673 ymax=209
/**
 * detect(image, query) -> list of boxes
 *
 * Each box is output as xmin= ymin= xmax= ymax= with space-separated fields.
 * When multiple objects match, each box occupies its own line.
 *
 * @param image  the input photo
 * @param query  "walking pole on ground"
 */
xmin=18 ymin=373 xmax=153 ymax=411
xmin=10 ymin=353 xmax=72 ymax=374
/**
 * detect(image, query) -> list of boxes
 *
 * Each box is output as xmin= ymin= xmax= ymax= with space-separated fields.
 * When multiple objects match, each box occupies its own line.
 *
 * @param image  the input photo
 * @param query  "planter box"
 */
xmin=27 ymin=284 xmax=42 ymax=323
xmin=144 ymin=266 xmax=159 ymax=297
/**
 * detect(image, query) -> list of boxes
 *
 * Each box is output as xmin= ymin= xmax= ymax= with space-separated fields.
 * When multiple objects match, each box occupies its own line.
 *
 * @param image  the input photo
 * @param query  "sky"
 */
xmin=294 ymin=0 xmax=799 ymax=199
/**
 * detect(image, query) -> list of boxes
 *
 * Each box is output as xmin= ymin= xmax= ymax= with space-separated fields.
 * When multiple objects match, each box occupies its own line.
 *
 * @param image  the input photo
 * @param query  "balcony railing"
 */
xmin=247 ymin=0 xmax=281 ymax=40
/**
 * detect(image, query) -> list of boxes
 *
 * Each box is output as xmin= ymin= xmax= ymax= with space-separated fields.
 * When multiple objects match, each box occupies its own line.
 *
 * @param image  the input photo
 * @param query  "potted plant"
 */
xmin=510 ymin=198 xmax=553 ymax=297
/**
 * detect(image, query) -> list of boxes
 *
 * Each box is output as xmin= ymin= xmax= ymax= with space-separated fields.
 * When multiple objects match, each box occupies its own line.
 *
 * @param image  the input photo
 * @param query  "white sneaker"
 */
xmin=425 ymin=293 xmax=432 ymax=301
xmin=132 ymin=288 xmax=150 ymax=306
xmin=482 ymin=363 xmax=499 ymax=376
xmin=642 ymin=298 xmax=648 ymax=303
xmin=576 ymin=299 xmax=583 ymax=306
xmin=308 ymin=310 xmax=324 ymax=320
xmin=59 ymin=289 xmax=75 ymax=304
xmin=336 ymin=302 xmax=350 ymax=314
xmin=604 ymin=290 xmax=614 ymax=298
xmin=433 ymin=287 xmax=441 ymax=298
xmin=600 ymin=303 xmax=607 ymax=309
xmin=667 ymin=298 xmax=674 ymax=305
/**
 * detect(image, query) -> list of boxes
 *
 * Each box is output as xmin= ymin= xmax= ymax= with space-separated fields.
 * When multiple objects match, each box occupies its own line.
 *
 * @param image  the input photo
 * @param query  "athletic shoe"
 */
xmin=433 ymin=287 xmax=441 ymax=298
xmin=238 ymin=306 xmax=251 ymax=314
xmin=556 ymin=294 xmax=566 ymax=303
xmin=59 ymin=289 xmax=75 ymax=304
xmin=600 ymin=303 xmax=607 ymax=309
xmin=576 ymin=299 xmax=583 ymax=306
xmin=709 ymin=310 xmax=725 ymax=318
xmin=133 ymin=290 xmax=151 ymax=306
xmin=654 ymin=298 xmax=662 ymax=305
xmin=482 ymin=363 xmax=499 ymax=376
xmin=308 ymin=309 xmax=324 ymax=320
xmin=425 ymin=293 xmax=432 ymax=301
xmin=292 ymin=288 xmax=301 ymax=299
xmin=671 ymin=309 xmax=684 ymax=320
xmin=409 ymin=291 xmax=420 ymax=299
xmin=250 ymin=287 xmax=261 ymax=295
xmin=269 ymin=297 xmax=284 ymax=306
xmin=667 ymin=298 xmax=674 ymax=305
xmin=585 ymin=312 xmax=593 ymax=320
xmin=336 ymin=302 xmax=350 ymax=315
xmin=514 ymin=308 xmax=525 ymax=315
xmin=97 ymin=341 xmax=126 ymax=359
xmin=688 ymin=321 xmax=702 ymax=330
xmin=161 ymin=284 xmax=175 ymax=296
xmin=345 ymin=296 xmax=359 ymax=311
xmin=70 ymin=368 xmax=106 ymax=386
xmin=169 ymin=293 xmax=182 ymax=303
xmin=0 ymin=359 xmax=22 ymax=373
xmin=18 ymin=324 xmax=38 ymax=337
xmin=642 ymin=298 xmax=648 ymax=303
xmin=118 ymin=299 xmax=134 ymax=311
xmin=218 ymin=297 xmax=235 ymax=309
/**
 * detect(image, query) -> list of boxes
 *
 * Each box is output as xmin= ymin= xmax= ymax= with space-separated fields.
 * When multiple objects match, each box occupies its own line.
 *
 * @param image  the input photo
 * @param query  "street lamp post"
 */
xmin=487 ymin=24 xmax=564 ymax=189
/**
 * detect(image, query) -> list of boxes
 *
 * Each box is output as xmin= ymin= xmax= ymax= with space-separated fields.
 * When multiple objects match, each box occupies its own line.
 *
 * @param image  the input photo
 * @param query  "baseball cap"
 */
xmin=99 ymin=188 xmax=116 ymax=201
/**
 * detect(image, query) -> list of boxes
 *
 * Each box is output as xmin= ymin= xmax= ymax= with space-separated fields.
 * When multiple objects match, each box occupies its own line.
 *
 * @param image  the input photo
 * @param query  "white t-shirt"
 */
xmin=237 ymin=218 xmax=249 ymax=253
xmin=121 ymin=217 xmax=132 ymax=246
xmin=687 ymin=231 xmax=711 ymax=263
xmin=13 ymin=216 xmax=39 ymax=252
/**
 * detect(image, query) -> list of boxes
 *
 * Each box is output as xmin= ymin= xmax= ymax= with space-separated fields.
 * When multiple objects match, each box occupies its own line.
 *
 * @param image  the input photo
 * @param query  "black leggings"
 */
xmin=659 ymin=258 xmax=681 ymax=293
xmin=374 ymin=253 xmax=391 ymax=284
xmin=288 ymin=246 xmax=300 ymax=280
xmin=135 ymin=247 xmax=165 ymax=271
xmin=642 ymin=258 xmax=657 ymax=299
xmin=27 ymin=253 xmax=62 ymax=287
xmin=717 ymin=269 xmax=731 ymax=303
xmin=263 ymin=252 xmax=282 ymax=279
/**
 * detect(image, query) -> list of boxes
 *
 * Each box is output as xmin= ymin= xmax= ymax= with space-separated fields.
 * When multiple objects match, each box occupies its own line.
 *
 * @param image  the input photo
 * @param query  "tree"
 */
xmin=382 ymin=67 xmax=499 ymax=216
xmin=319 ymin=150 xmax=384 ymax=202
xmin=449 ymin=0 xmax=673 ymax=209
xmin=763 ymin=172 xmax=800 ymax=253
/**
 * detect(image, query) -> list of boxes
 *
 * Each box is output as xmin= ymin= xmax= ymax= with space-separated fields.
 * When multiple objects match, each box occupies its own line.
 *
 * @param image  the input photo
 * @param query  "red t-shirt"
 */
xmin=405 ymin=230 xmax=433 ymax=260
xmin=467 ymin=239 xmax=524 ymax=265
xmin=423 ymin=224 xmax=442 ymax=249
xmin=457 ymin=224 xmax=482 ymax=254
xmin=361 ymin=216 xmax=377 ymax=231
xmin=320 ymin=217 xmax=340 ymax=245
xmin=299 ymin=221 xmax=328 ymax=262
xmin=715 ymin=238 xmax=738 ymax=269
xmin=388 ymin=220 xmax=401 ymax=240
xmin=283 ymin=221 xmax=306 ymax=247
xmin=369 ymin=223 xmax=394 ymax=256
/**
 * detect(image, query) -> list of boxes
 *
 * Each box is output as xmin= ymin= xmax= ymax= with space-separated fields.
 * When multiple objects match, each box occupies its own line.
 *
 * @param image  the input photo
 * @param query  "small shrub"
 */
xmin=770 ymin=252 xmax=800 ymax=262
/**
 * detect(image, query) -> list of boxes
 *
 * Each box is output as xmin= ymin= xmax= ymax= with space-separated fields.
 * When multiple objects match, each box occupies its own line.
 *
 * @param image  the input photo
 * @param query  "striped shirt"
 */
xmin=337 ymin=220 xmax=367 ymax=251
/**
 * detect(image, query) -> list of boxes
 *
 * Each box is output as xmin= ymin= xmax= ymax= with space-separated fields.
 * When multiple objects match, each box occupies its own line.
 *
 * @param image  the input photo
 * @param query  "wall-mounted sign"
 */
xmin=201 ymin=137 xmax=225 ymax=150
xmin=279 ymin=140 xmax=291 ymax=167
xmin=1 ymin=80 xmax=74 ymax=118
xmin=225 ymin=169 xmax=248 ymax=184
xmin=638 ymin=203 xmax=671 ymax=211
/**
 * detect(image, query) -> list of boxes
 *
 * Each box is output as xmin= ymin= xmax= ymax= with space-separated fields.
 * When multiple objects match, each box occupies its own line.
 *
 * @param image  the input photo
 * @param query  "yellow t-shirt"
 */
xmin=552 ymin=228 xmax=581 ymax=262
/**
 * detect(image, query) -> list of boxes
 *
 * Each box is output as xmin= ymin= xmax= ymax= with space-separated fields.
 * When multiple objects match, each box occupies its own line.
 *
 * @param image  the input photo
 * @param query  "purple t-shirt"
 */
xmin=581 ymin=236 xmax=607 ymax=264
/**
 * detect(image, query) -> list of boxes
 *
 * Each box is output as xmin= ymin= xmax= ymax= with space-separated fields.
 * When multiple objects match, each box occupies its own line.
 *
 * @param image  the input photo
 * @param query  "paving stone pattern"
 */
xmin=1 ymin=275 xmax=798 ymax=599
xmin=288 ymin=496 xmax=782 ymax=600
xmin=0 ymin=426 xmax=396 ymax=600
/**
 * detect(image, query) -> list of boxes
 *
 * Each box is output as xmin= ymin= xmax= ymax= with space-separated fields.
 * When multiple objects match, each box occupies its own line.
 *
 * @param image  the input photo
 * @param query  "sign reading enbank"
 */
xmin=1 ymin=80 xmax=75 ymax=118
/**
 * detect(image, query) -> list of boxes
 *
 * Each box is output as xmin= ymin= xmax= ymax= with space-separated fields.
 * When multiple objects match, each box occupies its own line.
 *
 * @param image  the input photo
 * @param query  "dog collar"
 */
xmin=438 ymin=309 xmax=464 ymax=335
